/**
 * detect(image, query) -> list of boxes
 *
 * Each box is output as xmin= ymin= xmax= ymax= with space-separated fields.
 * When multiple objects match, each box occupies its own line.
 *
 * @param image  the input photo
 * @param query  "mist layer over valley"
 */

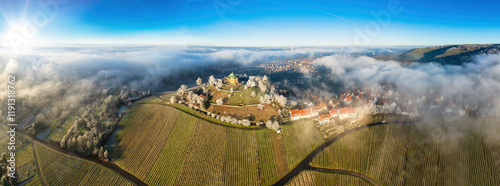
xmin=0 ymin=45 xmax=498 ymax=155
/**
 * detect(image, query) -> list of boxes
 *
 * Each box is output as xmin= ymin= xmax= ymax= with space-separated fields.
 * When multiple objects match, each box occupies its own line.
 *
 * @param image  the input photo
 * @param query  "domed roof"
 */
xmin=228 ymin=72 xmax=236 ymax=77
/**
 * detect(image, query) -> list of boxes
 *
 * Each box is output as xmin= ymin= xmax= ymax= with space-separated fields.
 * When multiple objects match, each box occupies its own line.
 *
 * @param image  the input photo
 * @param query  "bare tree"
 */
xmin=216 ymin=98 xmax=223 ymax=106
xmin=265 ymin=120 xmax=273 ymax=128
xmin=264 ymin=94 xmax=272 ymax=104
xmin=258 ymin=104 xmax=265 ymax=110
xmin=104 ymin=150 xmax=108 ymax=160
xmin=216 ymin=79 xmax=223 ymax=89
xmin=251 ymin=91 xmax=256 ymax=98
xmin=99 ymin=147 xmax=104 ymax=158
xmin=259 ymin=81 xmax=267 ymax=93
xmin=170 ymin=96 xmax=177 ymax=104
xmin=230 ymin=87 xmax=234 ymax=94
xmin=196 ymin=77 xmax=203 ymax=86
xmin=242 ymin=119 xmax=251 ymax=126
xmin=276 ymin=95 xmax=287 ymax=107
xmin=177 ymin=84 xmax=187 ymax=97
xmin=208 ymin=75 xmax=216 ymax=86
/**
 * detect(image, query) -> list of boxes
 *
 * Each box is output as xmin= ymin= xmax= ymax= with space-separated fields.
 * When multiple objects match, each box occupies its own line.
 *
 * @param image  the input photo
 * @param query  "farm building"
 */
xmin=318 ymin=102 xmax=328 ymax=111
xmin=300 ymin=108 xmax=312 ymax=118
xmin=318 ymin=114 xmax=330 ymax=125
xmin=338 ymin=107 xmax=357 ymax=119
xmin=290 ymin=109 xmax=301 ymax=121
xmin=330 ymin=109 xmax=338 ymax=118
xmin=311 ymin=106 xmax=319 ymax=117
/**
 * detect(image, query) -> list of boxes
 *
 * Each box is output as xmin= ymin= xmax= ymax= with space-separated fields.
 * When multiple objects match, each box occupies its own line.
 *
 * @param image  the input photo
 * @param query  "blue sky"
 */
xmin=1 ymin=0 xmax=499 ymax=47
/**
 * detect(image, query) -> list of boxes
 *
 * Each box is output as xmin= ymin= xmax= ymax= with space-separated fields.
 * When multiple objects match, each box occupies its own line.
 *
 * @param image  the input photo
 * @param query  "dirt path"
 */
xmin=20 ymin=132 xmax=148 ymax=186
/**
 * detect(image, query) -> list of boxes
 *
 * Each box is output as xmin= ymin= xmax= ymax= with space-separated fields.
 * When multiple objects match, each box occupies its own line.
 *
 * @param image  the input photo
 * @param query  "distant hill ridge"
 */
xmin=376 ymin=44 xmax=500 ymax=65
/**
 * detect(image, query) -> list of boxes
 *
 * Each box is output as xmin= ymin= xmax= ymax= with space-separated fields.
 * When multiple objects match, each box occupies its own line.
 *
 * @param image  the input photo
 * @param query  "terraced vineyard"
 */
xmin=281 ymin=119 xmax=325 ymax=169
xmin=311 ymin=119 xmax=500 ymax=185
xmin=256 ymin=129 xmax=281 ymax=185
xmin=34 ymin=142 xmax=133 ymax=186
xmin=110 ymin=103 xmax=328 ymax=185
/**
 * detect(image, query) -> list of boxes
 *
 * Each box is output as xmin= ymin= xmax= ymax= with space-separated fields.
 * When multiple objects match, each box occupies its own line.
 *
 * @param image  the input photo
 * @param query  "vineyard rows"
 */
xmin=311 ymin=120 xmax=500 ymax=185
xmin=34 ymin=142 xmax=133 ymax=186
xmin=144 ymin=113 xmax=199 ymax=185
xmin=286 ymin=170 xmax=369 ymax=186
xmin=281 ymin=119 xmax=324 ymax=169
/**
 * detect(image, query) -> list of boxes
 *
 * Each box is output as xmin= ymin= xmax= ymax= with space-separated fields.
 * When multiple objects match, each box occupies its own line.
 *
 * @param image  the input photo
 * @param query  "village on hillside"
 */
xmin=166 ymin=71 xmax=499 ymax=138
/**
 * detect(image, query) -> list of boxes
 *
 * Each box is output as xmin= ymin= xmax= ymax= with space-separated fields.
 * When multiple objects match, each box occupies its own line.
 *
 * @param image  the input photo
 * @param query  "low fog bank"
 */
xmin=314 ymin=54 xmax=500 ymax=109
xmin=0 ymin=45 xmax=399 ymax=126
xmin=311 ymin=53 xmax=500 ymax=143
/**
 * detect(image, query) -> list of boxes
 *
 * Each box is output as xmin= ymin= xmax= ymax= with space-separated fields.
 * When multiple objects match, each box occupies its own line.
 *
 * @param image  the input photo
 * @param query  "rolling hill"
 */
xmin=376 ymin=44 xmax=500 ymax=65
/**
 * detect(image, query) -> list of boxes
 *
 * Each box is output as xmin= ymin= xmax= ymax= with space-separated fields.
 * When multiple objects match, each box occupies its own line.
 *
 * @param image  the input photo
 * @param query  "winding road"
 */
xmin=273 ymin=120 xmax=418 ymax=186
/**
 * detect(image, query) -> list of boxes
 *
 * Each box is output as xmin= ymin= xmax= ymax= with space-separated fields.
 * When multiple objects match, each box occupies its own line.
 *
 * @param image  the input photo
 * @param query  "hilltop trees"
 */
xmin=196 ymin=77 xmax=203 ymax=86
xmin=119 ymin=86 xmax=150 ymax=105
xmin=208 ymin=75 xmax=216 ymax=86
xmin=177 ymin=84 xmax=188 ymax=97
xmin=216 ymin=79 xmax=223 ymax=89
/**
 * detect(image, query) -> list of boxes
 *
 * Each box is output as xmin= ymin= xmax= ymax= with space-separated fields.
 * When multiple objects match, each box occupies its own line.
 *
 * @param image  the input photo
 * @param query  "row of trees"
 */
xmin=207 ymin=112 xmax=252 ymax=126
xmin=59 ymin=88 xmax=125 ymax=158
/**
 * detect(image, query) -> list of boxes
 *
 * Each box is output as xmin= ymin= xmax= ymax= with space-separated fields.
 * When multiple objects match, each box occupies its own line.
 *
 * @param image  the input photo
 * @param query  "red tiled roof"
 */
xmin=318 ymin=102 xmax=327 ymax=109
xmin=346 ymin=96 xmax=352 ymax=102
xmin=311 ymin=106 xmax=318 ymax=113
xmin=300 ymin=109 xmax=311 ymax=116
xmin=339 ymin=107 xmax=356 ymax=114
xmin=330 ymin=109 xmax=338 ymax=115
xmin=319 ymin=114 xmax=330 ymax=121
xmin=290 ymin=109 xmax=300 ymax=117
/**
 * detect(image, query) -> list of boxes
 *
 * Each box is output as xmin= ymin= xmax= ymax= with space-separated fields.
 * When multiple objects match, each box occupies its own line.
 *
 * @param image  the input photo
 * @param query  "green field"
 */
xmin=208 ymin=86 xmax=264 ymax=105
xmin=46 ymin=115 xmax=77 ymax=144
xmin=311 ymin=119 xmax=500 ymax=185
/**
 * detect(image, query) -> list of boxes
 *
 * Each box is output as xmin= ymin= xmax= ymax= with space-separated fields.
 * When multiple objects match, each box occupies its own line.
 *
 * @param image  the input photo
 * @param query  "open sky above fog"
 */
xmin=0 ymin=0 xmax=499 ymax=47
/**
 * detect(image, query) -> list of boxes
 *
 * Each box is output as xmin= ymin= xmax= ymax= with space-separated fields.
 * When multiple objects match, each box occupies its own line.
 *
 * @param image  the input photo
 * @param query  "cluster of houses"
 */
xmin=290 ymin=101 xmax=358 ymax=124
xmin=290 ymin=102 xmax=328 ymax=121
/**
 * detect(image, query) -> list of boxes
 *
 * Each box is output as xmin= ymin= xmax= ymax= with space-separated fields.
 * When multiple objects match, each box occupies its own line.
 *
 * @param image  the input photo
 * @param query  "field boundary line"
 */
xmin=31 ymin=142 xmax=47 ymax=186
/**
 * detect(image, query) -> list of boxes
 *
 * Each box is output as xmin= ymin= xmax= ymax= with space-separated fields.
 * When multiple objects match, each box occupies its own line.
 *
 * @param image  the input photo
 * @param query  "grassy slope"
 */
xmin=46 ymin=115 xmax=77 ymax=144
